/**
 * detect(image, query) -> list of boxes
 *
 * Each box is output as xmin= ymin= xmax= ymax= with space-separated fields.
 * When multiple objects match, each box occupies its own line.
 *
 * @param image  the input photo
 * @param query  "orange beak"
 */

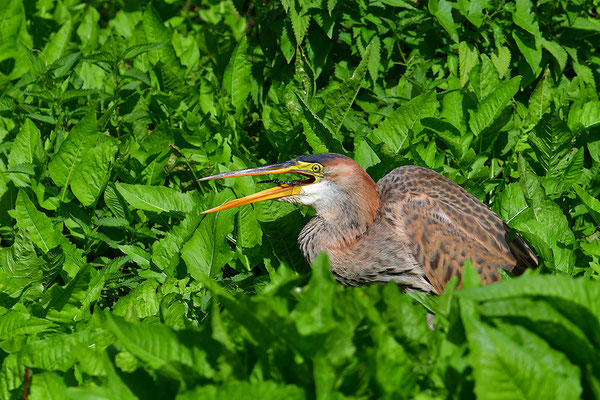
xmin=198 ymin=160 xmax=316 ymax=214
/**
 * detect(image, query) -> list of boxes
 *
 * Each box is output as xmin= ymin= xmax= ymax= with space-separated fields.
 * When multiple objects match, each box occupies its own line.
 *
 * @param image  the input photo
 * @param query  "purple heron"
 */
xmin=200 ymin=153 xmax=537 ymax=294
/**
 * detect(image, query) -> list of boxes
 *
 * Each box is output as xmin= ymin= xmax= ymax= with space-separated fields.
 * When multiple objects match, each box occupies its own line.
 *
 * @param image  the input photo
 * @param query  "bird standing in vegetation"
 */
xmin=200 ymin=153 xmax=537 ymax=294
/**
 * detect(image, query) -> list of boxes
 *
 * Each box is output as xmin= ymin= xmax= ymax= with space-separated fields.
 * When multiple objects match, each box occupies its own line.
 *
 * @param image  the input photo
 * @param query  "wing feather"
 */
xmin=377 ymin=166 xmax=537 ymax=293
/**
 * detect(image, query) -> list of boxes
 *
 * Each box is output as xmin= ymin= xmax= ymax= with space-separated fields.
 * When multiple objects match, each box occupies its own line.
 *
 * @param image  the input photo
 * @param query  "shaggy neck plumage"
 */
xmin=298 ymin=177 xmax=380 ymax=263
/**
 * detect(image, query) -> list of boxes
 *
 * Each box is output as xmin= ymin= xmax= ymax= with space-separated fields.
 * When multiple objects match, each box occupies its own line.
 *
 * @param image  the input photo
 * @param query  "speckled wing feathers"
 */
xmin=377 ymin=166 xmax=537 ymax=293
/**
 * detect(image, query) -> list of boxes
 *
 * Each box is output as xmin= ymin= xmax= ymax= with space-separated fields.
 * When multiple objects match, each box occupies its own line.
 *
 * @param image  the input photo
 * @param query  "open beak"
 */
xmin=198 ymin=160 xmax=315 ymax=214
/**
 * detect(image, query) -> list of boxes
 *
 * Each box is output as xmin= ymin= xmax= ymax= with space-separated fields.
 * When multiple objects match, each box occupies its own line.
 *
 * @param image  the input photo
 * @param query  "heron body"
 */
xmin=200 ymin=153 xmax=537 ymax=294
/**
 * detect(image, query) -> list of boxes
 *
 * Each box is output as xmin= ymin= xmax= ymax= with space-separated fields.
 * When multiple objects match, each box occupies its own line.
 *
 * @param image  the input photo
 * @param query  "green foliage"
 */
xmin=0 ymin=0 xmax=599 ymax=398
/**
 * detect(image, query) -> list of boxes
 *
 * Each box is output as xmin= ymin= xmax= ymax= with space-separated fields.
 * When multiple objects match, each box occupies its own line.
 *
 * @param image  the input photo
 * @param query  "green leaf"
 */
xmin=20 ymin=329 xmax=104 ymax=372
xmin=367 ymin=36 xmax=381 ymax=84
xmin=13 ymin=191 xmax=62 ymax=253
xmin=152 ymin=212 xmax=202 ymax=272
xmin=323 ymin=40 xmax=373 ymax=136
xmin=7 ymin=119 xmax=43 ymax=186
xmin=71 ymin=138 xmax=118 ymax=206
xmin=279 ymin=22 xmax=296 ymax=63
xmin=370 ymin=91 xmax=437 ymax=157
xmin=527 ymin=68 xmax=553 ymax=125
xmin=457 ymin=0 xmax=485 ymax=27
xmin=177 ymin=381 xmax=306 ymax=400
xmin=48 ymin=111 xmax=98 ymax=202
xmin=288 ymin=2 xmax=310 ymax=46
xmin=462 ymin=308 xmax=582 ymax=400
xmin=103 ymin=311 xmax=216 ymax=377
xmin=568 ymin=101 xmax=600 ymax=132
xmin=512 ymin=0 xmax=540 ymax=34
xmin=0 ymin=311 xmax=54 ymax=339
xmin=181 ymin=191 xmax=236 ymax=279
xmin=429 ymin=0 xmax=458 ymax=43
xmin=120 ymin=41 xmax=167 ymax=60
xmin=296 ymin=93 xmax=344 ymax=153
xmin=517 ymin=156 xmax=575 ymax=272
xmin=143 ymin=4 xmax=183 ymax=77
xmin=290 ymin=253 xmax=336 ymax=335
xmin=29 ymin=371 xmax=67 ymax=399
xmin=421 ymin=117 xmax=467 ymax=159
xmin=542 ymin=39 xmax=567 ymax=71
xmin=43 ymin=18 xmax=73 ymax=65
xmin=223 ymin=36 xmax=251 ymax=110
xmin=573 ymin=184 xmax=600 ymax=227
xmin=470 ymin=55 xmax=500 ymax=101
xmin=511 ymin=0 xmax=542 ymax=74
xmin=468 ymin=76 xmax=521 ymax=136
xmin=115 ymin=183 xmax=197 ymax=214
xmin=491 ymin=46 xmax=511 ymax=79
xmin=459 ymin=41 xmax=479 ymax=86
xmin=528 ymin=114 xmax=573 ymax=175
xmin=7 ymin=119 xmax=42 ymax=166
xmin=113 ymin=279 xmax=159 ymax=319
xmin=0 ymin=1 xmax=31 ymax=79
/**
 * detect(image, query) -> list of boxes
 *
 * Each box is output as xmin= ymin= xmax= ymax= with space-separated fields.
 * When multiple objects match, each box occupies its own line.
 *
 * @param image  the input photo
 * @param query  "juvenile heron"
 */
xmin=200 ymin=153 xmax=537 ymax=294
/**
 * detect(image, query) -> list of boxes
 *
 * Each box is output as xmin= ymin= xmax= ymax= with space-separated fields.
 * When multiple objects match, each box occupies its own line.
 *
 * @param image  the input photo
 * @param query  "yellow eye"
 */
xmin=312 ymin=164 xmax=322 ymax=173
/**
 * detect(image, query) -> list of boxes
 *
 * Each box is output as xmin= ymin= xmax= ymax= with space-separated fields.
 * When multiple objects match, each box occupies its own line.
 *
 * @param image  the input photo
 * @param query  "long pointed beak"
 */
xmin=199 ymin=161 xmax=312 ymax=214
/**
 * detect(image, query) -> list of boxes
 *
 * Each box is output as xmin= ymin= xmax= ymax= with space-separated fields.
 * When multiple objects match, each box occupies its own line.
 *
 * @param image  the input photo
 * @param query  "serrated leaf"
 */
xmin=370 ymin=91 xmax=437 ymax=157
xmin=120 ymin=41 xmax=167 ymax=60
xmin=491 ymin=46 xmax=511 ymax=79
xmin=21 ymin=329 xmax=103 ymax=372
xmin=459 ymin=41 xmax=479 ymax=86
xmin=152 ymin=212 xmax=202 ymax=272
xmin=422 ymin=117 xmax=467 ymax=159
xmin=223 ymin=36 xmax=251 ymax=109
xmin=50 ymin=51 xmax=80 ymax=78
xmin=296 ymin=92 xmax=344 ymax=153
xmin=572 ymin=61 xmax=596 ymax=90
xmin=528 ymin=114 xmax=573 ymax=175
xmin=103 ymin=304 xmax=216 ymax=374
xmin=323 ymin=40 xmax=372 ymax=136
xmin=13 ymin=191 xmax=62 ymax=253
xmin=288 ymin=2 xmax=310 ymax=46
xmin=0 ymin=311 xmax=54 ymax=339
xmin=468 ymin=76 xmax=521 ymax=136
xmin=29 ymin=371 xmax=67 ymax=399
xmin=115 ymin=183 xmax=197 ymax=214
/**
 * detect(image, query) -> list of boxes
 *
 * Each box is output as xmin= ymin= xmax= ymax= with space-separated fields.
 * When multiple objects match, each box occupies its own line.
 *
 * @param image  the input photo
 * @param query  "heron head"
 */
xmin=199 ymin=153 xmax=377 ymax=215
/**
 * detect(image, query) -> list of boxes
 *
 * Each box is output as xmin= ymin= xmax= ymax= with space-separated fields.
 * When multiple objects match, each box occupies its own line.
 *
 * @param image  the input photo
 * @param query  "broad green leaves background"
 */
xmin=1 ymin=0 xmax=600 ymax=398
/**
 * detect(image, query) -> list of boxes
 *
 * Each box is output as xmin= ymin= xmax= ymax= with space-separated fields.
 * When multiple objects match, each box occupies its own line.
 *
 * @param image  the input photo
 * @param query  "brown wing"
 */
xmin=377 ymin=166 xmax=538 ymax=294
